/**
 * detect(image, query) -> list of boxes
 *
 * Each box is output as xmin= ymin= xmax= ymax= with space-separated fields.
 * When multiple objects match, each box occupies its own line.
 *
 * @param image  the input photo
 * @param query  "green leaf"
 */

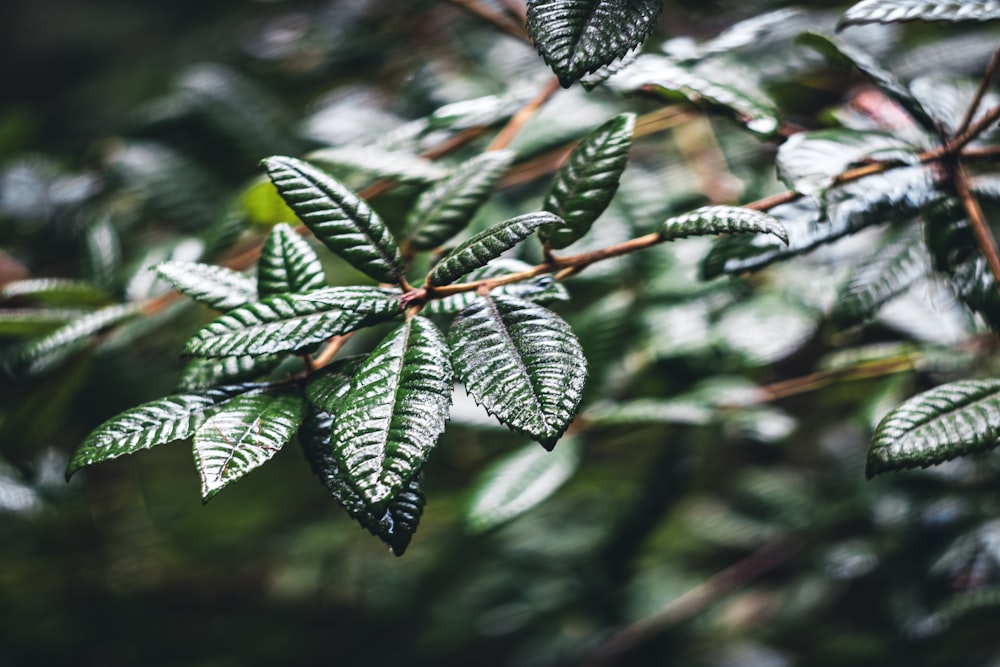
xmin=184 ymin=287 xmax=401 ymax=358
xmin=839 ymin=0 xmax=1000 ymax=28
xmin=332 ymin=316 xmax=452 ymax=512
xmin=15 ymin=304 xmax=140 ymax=375
xmin=538 ymin=114 xmax=635 ymax=249
xmin=659 ymin=206 xmax=788 ymax=244
xmin=257 ymin=223 xmax=327 ymax=298
xmin=423 ymin=259 xmax=569 ymax=315
xmin=465 ymin=436 xmax=580 ymax=533
xmin=403 ymin=150 xmax=514 ymax=251
xmin=262 ymin=155 xmax=404 ymax=284
xmin=299 ymin=410 xmax=425 ymax=556
xmin=0 ymin=309 xmax=83 ymax=338
xmin=177 ymin=355 xmax=284 ymax=392
xmin=304 ymin=355 xmax=367 ymax=414
xmin=1 ymin=279 xmax=112 ymax=307
xmin=193 ymin=390 xmax=305 ymax=500
xmin=307 ymin=146 xmax=448 ymax=186
xmin=67 ymin=383 xmax=261 ymax=478
xmin=82 ymin=215 xmax=122 ymax=291
xmin=868 ymin=379 xmax=1000 ymax=477
xmin=527 ymin=0 xmax=664 ymax=87
xmin=448 ymin=294 xmax=586 ymax=449
xmin=156 ymin=261 xmax=257 ymax=312
xmin=428 ymin=212 xmax=562 ymax=286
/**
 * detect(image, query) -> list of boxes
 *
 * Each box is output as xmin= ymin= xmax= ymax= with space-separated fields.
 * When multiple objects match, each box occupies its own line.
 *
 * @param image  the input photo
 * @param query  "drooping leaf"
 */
xmin=538 ymin=114 xmax=635 ymax=249
xmin=0 ymin=309 xmax=82 ymax=337
xmin=193 ymin=390 xmax=305 ymax=500
xmin=126 ymin=238 xmax=205 ymax=303
xmin=67 ymin=383 xmax=262 ymax=477
xmin=156 ymin=261 xmax=257 ymax=312
xmin=465 ymin=436 xmax=580 ymax=533
xmin=839 ymin=0 xmax=1000 ymax=29
xmin=299 ymin=410 xmax=424 ymax=556
xmin=448 ymin=294 xmax=586 ymax=449
xmin=659 ymin=206 xmax=788 ymax=244
xmin=428 ymin=212 xmax=562 ymax=286
xmin=403 ymin=150 xmax=514 ymax=251
xmin=332 ymin=316 xmax=452 ymax=512
xmin=868 ymin=379 xmax=1000 ymax=477
xmin=423 ymin=259 xmax=569 ymax=315
xmin=262 ymin=155 xmax=404 ymax=283
xmin=832 ymin=225 xmax=928 ymax=327
xmin=526 ymin=0 xmax=665 ymax=87
xmin=177 ymin=354 xmax=284 ymax=392
xmin=257 ymin=223 xmax=327 ymax=298
xmin=15 ymin=304 xmax=140 ymax=375
xmin=308 ymin=146 xmax=448 ymax=186
xmin=184 ymin=287 xmax=401 ymax=358
xmin=1 ymin=279 xmax=112 ymax=307
xmin=304 ymin=355 xmax=367 ymax=414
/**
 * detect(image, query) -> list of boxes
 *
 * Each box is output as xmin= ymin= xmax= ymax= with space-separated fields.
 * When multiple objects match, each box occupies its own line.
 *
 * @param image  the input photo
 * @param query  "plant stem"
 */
xmin=487 ymin=76 xmax=562 ymax=151
xmin=952 ymin=158 xmax=1000 ymax=291
xmin=957 ymin=45 xmax=1000 ymax=136
xmin=446 ymin=0 xmax=530 ymax=41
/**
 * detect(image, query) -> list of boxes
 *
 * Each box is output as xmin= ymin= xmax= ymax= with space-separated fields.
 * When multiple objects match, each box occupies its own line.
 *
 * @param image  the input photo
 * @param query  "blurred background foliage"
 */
xmin=5 ymin=1 xmax=1000 ymax=665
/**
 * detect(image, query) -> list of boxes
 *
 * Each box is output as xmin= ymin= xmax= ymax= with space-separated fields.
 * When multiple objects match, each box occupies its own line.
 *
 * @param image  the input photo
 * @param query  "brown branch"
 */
xmin=952 ymin=158 xmax=1000 ymax=292
xmin=957 ymin=45 xmax=1000 ymax=136
xmin=488 ymin=76 xmax=562 ymax=151
xmin=446 ymin=0 xmax=530 ymax=41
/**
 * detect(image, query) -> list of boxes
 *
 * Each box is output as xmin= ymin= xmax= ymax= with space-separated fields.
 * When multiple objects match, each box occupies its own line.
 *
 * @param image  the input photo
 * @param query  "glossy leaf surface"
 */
xmin=263 ymin=155 xmax=404 ymax=283
xmin=659 ymin=206 xmax=788 ymax=244
xmin=332 ymin=316 xmax=452 ymax=512
xmin=307 ymin=146 xmax=448 ymax=186
xmin=423 ymin=260 xmax=569 ymax=315
xmin=16 ymin=304 xmax=140 ymax=375
xmin=428 ymin=212 xmax=561 ymax=286
xmin=193 ymin=391 xmax=305 ymax=500
xmin=539 ymin=114 xmax=635 ymax=249
xmin=257 ymin=223 xmax=327 ymax=298
xmin=527 ymin=0 xmax=664 ymax=87
xmin=157 ymin=261 xmax=257 ymax=312
xmin=840 ymin=0 xmax=1000 ymax=28
xmin=304 ymin=355 xmax=367 ymax=414
xmin=869 ymin=379 xmax=1000 ymax=477
xmin=177 ymin=355 xmax=283 ymax=392
xmin=449 ymin=295 xmax=586 ymax=449
xmin=1 ymin=279 xmax=112 ymax=307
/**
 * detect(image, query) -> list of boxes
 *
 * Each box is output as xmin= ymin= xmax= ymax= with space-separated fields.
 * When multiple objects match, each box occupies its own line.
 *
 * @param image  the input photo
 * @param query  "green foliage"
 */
xmin=840 ymin=0 xmax=1000 ymax=28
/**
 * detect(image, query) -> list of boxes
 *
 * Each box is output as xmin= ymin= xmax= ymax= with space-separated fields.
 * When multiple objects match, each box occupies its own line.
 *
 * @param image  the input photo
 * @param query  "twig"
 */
xmin=310 ymin=333 xmax=353 ymax=369
xmin=957 ymin=45 xmax=1000 ymax=136
xmin=487 ymin=76 xmax=562 ymax=151
xmin=952 ymin=158 xmax=1000 ymax=292
xmin=446 ymin=0 xmax=530 ymax=41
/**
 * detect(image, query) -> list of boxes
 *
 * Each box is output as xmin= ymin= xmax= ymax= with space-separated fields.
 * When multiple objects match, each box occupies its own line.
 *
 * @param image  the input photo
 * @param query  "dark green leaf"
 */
xmin=177 ymin=354 xmax=284 ymax=391
xmin=127 ymin=239 xmax=205 ymax=302
xmin=0 ymin=309 xmax=84 ymax=338
xmin=193 ymin=390 xmax=305 ymax=500
xmin=332 ymin=316 xmax=452 ymax=512
xmin=465 ymin=436 xmax=580 ymax=533
xmin=308 ymin=146 xmax=448 ymax=186
xmin=263 ymin=155 xmax=404 ymax=283
xmin=527 ymin=0 xmax=664 ymax=87
xmin=448 ymin=294 xmax=586 ymax=449
xmin=868 ymin=379 xmax=1000 ymax=477
xmin=659 ymin=206 xmax=788 ymax=244
xmin=15 ymin=304 xmax=140 ymax=375
xmin=423 ymin=259 xmax=569 ymax=315
xmin=428 ymin=212 xmax=562 ymax=286
xmin=1 ymin=279 xmax=112 ymax=307
xmin=403 ymin=150 xmax=514 ymax=251
xmin=184 ymin=287 xmax=401 ymax=358
xmin=82 ymin=215 xmax=122 ymax=291
xmin=299 ymin=410 xmax=424 ymax=556
xmin=257 ymin=223 xmax=327 ymax=298
xmin=157 ymin=261 xmax=257 ymax=312
xmin=67 ymin=383 xmax=262 ymax=478
xmin=539 ymin=114 xmax=635 ymax=249
xmin=840 ymin=0 xmax=1000 ymax=28
xmin=304 ymin=355 xmax=368 ymax=414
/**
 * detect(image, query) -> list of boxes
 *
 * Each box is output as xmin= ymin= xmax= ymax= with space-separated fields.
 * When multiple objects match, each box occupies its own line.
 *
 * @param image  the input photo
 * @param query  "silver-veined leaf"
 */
xmin=308 ymin=146 xmax=448 ymax=186
xmin=157 ymin=261 xmax=257 ymax=312
xmin=868 ymin=379 xmax=1000 ymax=477
xmin=177 ymin=354 xmax=284 ymax=391
xmin=448 ymin=294 xmax=586 ymax=449
xmin=527 ymin=0 xmax=664 ymax=87
xmin=82 ymin=215 xmax=122 ymax=291
xmin=67 ymin=383 xmax=262 ymax=477
xmin=257 ymin=223 xmax=327 ymax=298
xmin=465 ymin=436 xmax=580 ymax=533
xmin=304 ymin=355 xmax=367 ymax=414
xmin=299 ymin=410 xmax=425 ymax=556
xmin=659 ymin=206 xmax=788 ymax=244
xmin=15 ymin=304 xmax=140 ymax=375
xmin=840 ymin=0 xmax=1000 ymax=28
xmin=332 ymin=316 xmax=452 ymax=512
xmin=262 ymin=155 xmax=404 ymax=283
xmin=428 ymin=212 xmax=561 ymax=286
xmin=0 ymin=309 xmax=82 ymax=338
xmin=193 ymin=390 xmax=305 ymax=500
xmin=423 ymin=259 xmax=569 ymax=315
xmin=1 ymin=279 xmax=112 ymax=307
xmin=539 ymin=113 xmax=635 ymax=249
xmin=403 ymin=150 xmax=514 ymax=251
xmin=184 ymin=287 xmax=400 ymax=358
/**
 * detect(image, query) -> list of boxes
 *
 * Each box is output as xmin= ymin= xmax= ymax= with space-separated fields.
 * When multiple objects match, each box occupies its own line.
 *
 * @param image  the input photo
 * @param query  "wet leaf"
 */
xmin=307 ymin=146 xmax=448 ymax=186
xmin=840 ymin=0 xmax=1000 ymax=29
xmin=1 ymin=279 xmax=112 ymax=307
xmin=177 ymin=354 xmax=284 ymax=391
xmin=157 ymin=261 xmax=257 ymax=312
xmin=257 ymin=223 xmax=327 ymax=298
xmin=659 ymin=206 xmax=788 ymax=244
xmin=422 ymin=259 xmax=568 ymax=315
xmin=15 ymin=304 xmax=140 ymax=375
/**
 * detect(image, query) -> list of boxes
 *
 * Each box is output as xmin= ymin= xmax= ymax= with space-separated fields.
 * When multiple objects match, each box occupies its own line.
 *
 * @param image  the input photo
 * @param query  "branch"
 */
xmin=487 ymin=76 xmax=562 ymax=151
xmin=957 ymin=45 xmax=1000 ymax=136
xmin=446 ymin=0 xmax=530 ymax=41
xmin=952 ymin=158 xmax=1000 ymax=292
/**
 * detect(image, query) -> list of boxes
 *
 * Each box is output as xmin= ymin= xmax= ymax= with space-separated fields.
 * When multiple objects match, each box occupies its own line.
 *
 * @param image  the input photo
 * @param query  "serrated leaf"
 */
xmin=82 ymin=215 xmax=122 ymax=291
xmin=304 ymin=355 xmax=367 ymax=414
xmin=423 ymin=259 xmax=569 ymax=315
xmin=527 ymin=0 xmax=664 ymax=87
xmin=1 ymin=279 xmax=112 ymax=307
xmin=832 ymin=226 xmax=927 ymax=326
xmin=465 ymin=437 xmax=580 ymax=533
xmin=659 ymin=206 xmax=788 ymax=244
xmin=840 ymin=0 xmax=1000 ymax=28
xmin=449 ymin=294 xmax=586 ymax=448
xmin=428 ymin=212 xmax=561 ymax=286
xmin=868 ymin=379 xmax=1000 ymax=477
xmin=184 ymin=287 xmax=401 ymax=358
xmin=177 ymin=354 xmax=284 ymax=391
xmin=15 ymin=304 xmax=140 ymax=375
xmin=403 ymin=150 xmax=514 ymax=251
xmin=299 ymin=410 xmax=425 ymax=556
xmin=307 ymin=146 xmax=448 ymax=186
xmin=193 ymin=391 xmax=305 ymax=500
xmin=539 ymin=114 xmax=635 ymax=249
xmin=257 ymin=223 xmax=327 ymax=298
xmin=332 ymin=316 xmax=452 ymax=512
xmin=263 ymin=155 xmax=404 ymax=283
xmin=67 ymin=383 xmax=261 ymax=477
xmin=126 ymin=238 xmax=205 ymax=303
xmin=157 ymin=261 xmax=257 ymax=312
